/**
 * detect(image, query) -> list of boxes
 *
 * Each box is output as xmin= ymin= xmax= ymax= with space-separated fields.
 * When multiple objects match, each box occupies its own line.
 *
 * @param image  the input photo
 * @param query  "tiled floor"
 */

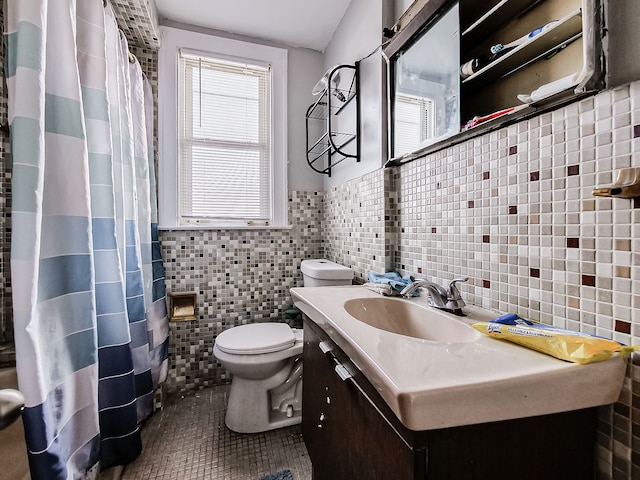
xmin=121 ymin=385 xmax=313 ymax=480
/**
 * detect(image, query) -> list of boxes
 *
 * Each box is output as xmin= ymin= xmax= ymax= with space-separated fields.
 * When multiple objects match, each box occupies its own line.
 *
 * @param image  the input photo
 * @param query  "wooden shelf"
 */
xmin=462 ymin=8 xmax=582 ymax=88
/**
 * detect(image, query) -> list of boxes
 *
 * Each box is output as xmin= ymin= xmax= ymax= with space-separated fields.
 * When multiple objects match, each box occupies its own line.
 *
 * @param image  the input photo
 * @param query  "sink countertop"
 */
xmin=291 ymin=285 xmax=627 ymax=431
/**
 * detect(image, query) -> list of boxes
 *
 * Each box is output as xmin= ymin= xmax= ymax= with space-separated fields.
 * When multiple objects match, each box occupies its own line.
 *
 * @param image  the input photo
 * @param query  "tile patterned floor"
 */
xmin=121 ymin=386 xmax=312 ymax=480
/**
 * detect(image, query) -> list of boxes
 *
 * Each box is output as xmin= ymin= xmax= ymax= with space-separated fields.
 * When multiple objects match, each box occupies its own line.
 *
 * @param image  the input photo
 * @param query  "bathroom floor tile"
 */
xmin=121 ymin=385 xmax=312 ymax=480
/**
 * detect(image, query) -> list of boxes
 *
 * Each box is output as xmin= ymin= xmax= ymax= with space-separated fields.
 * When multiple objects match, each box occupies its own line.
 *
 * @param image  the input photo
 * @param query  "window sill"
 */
xmin=158 ymin=224 xmax=293 ymax=231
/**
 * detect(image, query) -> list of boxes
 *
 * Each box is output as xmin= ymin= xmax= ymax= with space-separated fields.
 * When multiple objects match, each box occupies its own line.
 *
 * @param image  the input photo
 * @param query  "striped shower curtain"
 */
xmin=5 ymin=0 xmax=169 ymax=478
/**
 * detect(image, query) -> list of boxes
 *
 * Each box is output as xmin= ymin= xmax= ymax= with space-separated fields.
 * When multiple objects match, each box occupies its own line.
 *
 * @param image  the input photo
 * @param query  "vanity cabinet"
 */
xmin=303 ymin=316 xmax=598 ymax=480
xmin=385 ymin=0 xmax=604 ymax=162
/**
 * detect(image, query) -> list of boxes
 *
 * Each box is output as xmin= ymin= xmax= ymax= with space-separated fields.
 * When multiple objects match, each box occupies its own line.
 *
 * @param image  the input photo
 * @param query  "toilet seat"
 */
xmin=215 ymin=323 xmax=296 ymax=355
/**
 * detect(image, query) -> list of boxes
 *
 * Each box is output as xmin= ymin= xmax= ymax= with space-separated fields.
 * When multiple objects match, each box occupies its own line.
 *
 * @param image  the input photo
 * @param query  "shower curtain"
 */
xmin=5 ymin=0 xmax=169 ymax=478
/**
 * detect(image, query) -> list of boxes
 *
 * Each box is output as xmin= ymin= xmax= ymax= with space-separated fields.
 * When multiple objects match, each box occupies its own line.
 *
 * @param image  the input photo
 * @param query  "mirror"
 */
xmin=390 ymin=3 xmax=460 ymax=159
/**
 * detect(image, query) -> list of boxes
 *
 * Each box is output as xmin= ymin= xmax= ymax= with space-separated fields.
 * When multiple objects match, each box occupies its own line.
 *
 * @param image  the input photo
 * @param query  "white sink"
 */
xmin=291 ymin=286 xmax=628 ymax=431
xmin=344 ymin=297 xmax=481 ymax=343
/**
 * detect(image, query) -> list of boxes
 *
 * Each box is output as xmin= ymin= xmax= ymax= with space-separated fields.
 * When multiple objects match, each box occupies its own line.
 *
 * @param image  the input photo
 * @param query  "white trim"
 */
xmin=158 ymin=26 xmax=289 ymax=229
xmin=158 ymin=224 xmax=293 ymax=232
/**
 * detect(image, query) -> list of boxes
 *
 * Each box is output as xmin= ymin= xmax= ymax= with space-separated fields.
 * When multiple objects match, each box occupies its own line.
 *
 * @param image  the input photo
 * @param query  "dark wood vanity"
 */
xmin=303 ymin=317 xmax=598 ymax=480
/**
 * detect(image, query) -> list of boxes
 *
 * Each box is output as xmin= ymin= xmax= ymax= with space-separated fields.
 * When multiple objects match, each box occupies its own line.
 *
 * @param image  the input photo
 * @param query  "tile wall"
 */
xmin=394 ymin=92 xmax=639 ymax=343
xmin=110 ymin=0 xmax=160 ymax=48
xmin=322 ymin=81 xmax=640 ymax=480
xmin=160 ymin=191 xmax=324 ymax=394
xmin=322 ymin=169 xmax=389 ymax=281
xmin=395 ymin=87 xmax=640 ymax=480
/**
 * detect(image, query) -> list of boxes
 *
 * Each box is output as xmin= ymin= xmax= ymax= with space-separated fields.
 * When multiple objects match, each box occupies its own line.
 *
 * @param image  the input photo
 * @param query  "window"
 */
xmin=158 ymin=27 xmax=288 ymax=228
xmin=394 ymin=93 xmax=435 ymax=157
xmin=179 ymin=52 xmax=271 ymax=221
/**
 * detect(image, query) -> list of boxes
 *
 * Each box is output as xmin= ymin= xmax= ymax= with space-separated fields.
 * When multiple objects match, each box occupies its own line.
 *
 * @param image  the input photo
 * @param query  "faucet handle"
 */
xmin=448 ymin=277 xmax=468 ymax=298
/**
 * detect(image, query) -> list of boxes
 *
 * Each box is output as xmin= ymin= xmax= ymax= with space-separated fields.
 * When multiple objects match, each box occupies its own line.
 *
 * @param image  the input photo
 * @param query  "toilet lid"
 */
xmin=215 ymin=323 xmax=296 ymax=355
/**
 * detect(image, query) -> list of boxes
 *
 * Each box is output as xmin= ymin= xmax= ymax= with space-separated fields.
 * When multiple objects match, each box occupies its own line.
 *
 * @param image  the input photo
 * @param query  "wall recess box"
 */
xmin=168 ymin=292 xmax=197 ymax=321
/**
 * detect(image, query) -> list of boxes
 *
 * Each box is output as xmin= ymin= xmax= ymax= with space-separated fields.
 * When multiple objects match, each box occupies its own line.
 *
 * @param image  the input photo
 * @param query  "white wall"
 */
xmin=322 ymin=0 xmax=394 ymax=189
xmin=287 ymin=47 xmax=326 ymax=191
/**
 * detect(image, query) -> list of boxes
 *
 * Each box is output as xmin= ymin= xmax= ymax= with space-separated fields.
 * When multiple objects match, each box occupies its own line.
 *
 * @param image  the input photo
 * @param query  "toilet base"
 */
xmin=225 ymin=404 xmax=302 ymax=434
xmin=224 ymin=357 xmax=303 ymax=433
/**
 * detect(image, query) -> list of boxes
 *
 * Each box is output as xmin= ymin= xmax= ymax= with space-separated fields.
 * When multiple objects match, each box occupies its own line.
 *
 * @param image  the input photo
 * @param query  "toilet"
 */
xmin=213 ymin=323 xmax=304 ymax=433
xmin=213 ymin=259 xmax=352 ymax=433
xmin=300 ymin=258 xmax=354 ymax=287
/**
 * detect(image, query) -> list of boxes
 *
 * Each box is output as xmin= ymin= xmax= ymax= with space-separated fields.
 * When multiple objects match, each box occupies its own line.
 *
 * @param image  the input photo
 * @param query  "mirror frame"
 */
xmin=384 ymin=0 xmax=456 ymax=164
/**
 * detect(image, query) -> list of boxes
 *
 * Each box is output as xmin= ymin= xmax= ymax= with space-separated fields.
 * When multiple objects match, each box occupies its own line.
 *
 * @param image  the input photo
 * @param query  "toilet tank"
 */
xmin=301 ymin=259 xmax=353 ymax=287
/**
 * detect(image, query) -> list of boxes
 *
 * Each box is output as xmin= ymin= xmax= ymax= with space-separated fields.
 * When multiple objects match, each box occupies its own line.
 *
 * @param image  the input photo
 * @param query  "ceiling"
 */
xmin=154 ymin=0 xmax=354 ymax=52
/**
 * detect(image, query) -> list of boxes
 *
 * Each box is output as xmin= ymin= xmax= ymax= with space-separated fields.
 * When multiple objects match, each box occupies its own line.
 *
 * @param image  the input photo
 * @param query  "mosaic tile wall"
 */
xmin=322 ymin=81 xmax=640 ymax=480
xmin=110 ymin=0 xmax=160 ymax=49
xmin=322 ymin=169 xmax=388 ymax=282
xmin=394 ymin=85 xmax=640 ymax=480
xmin=394 ymin=95 xmax=640 ymax=342
xmin=160 ymin=191 xmax=324 ymax=394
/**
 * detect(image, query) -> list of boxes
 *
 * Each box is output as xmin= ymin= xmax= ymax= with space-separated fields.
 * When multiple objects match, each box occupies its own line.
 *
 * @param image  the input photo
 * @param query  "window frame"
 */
xmin=158 ymin=26 xmax=289 ymax=229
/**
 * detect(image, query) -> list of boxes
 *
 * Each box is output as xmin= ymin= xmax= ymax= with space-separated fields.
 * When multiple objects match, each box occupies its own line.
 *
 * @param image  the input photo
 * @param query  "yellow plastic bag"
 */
xmin=472 ymin=313 xmax=637 ymax=364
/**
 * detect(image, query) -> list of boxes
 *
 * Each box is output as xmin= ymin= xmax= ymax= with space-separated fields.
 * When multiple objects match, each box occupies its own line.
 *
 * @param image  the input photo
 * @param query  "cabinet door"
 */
xmin=301 ymin=324 xmax=346 ymax=477
xmin=424 ymin=408 xmax=596 ymax=479
xmin=302 ymin=321 xmax=420 ymax=480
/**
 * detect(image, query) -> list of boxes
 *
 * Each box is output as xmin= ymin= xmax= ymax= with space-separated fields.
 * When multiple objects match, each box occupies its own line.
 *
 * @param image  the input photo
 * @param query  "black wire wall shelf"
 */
xmin=305 ymin=63 xmax=360 ymax=177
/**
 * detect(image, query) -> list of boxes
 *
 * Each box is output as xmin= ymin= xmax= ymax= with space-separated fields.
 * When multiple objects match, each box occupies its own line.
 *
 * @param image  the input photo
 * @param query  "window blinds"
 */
xmin=178 ymin=50 xmax=272 ymax=222
xmin=394 ymin=93 xmax=435 ymax=156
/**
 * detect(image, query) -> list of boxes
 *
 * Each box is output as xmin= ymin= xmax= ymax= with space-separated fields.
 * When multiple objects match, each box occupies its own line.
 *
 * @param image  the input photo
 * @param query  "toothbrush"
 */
xmin=490 ymin=20 xmax=560 ymax=57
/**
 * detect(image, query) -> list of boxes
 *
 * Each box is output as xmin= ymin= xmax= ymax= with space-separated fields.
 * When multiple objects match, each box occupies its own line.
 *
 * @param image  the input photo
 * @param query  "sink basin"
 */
xmin=293 ymin=286 xmax=628 ymax=431
xmin=343 ymin=297 xmax=481 ymax=343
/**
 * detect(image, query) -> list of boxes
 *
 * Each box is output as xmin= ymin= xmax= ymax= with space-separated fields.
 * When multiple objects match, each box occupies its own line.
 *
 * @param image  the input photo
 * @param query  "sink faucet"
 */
xmin=400 ymin=277 xmax=469 ymax=316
